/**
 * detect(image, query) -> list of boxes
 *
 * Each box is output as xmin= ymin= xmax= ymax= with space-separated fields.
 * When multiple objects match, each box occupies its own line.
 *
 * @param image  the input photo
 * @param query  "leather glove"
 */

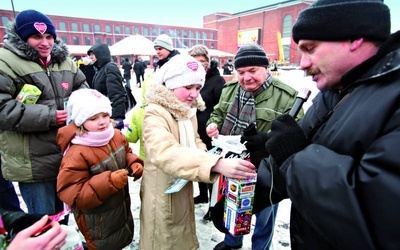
xmin=110 ymin=169 xmax=128 ymax=189
xmin=240 ymin=123 xmax=268 ymax=152
xmin=129 ymin=162 xmax=143 ymax=181
xmin=265 ymin=114 xmax=307 ymax=167
xmin=114 ymin=118 xmax=124 ymax=130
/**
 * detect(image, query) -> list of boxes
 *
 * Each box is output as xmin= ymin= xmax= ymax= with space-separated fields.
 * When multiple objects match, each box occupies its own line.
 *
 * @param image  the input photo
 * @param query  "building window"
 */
xmin=159 ymin=28 xmax=164 ymax=35
xmin=71 ymin=23 xmax=78 ymax=32
xmin=202 ymin=32 xmax=207 ymax=40
xmin=282 ymin=15 xmax=292 ymax=38
xmin=143 ymin=27 xmax=149 ymax=36
xmin=211 ymin=42 xmax=215 ymax=49
xmin=134 ymin=27 xmax=140 ymax=34
xmin=106 ymin=38 xmax=112 ymax=46
xmin=73 ymin=36 xmax=80 ymax=45
xmin=105 ymin=25 xmax=111 ymax=33
xmin=94 ymin=24 xmax=100 ymax=33
xmin=1 ymin=16 xmax=10 ymax=26
xmin=211 ymin=33 xmax=215 ymax=40
xmin=182 ymin=30 xmax=187 ymax=38
xmin=115 ymin=26 xmax=121 ymax=34
xmin=151 ymin=28 xmax=157 ymax=36
xmin=125 ymin=26 xmax=130 ymax=34
xmin=168 ymin=29 xmax=174 ymax=37
xmin=85 ymin=37 xmax=91 ymax=45
xmin=95 ymin=37 xmax=102 ymax=44
xmin=83 ymin=24 xmax=90 ymax=32
xmin=61 ymin=36 xmax=68 ymax=44
xmin=116 ymin=38 xmax=122 ymax=43
xmin=59 ymin=22 xmax=67 ymax=31
xmin=189 ymin=31 xmax=194 ymax=39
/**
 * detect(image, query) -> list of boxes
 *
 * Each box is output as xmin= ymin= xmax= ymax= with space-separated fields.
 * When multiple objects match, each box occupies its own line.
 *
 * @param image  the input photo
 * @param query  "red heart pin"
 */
xmin=34 ymin=22 xmax=47 ymax=34
xmin=61 ymin=82 xmax=69 ymax=91
xmin=186 ymin=62 xmax=198 ymax=71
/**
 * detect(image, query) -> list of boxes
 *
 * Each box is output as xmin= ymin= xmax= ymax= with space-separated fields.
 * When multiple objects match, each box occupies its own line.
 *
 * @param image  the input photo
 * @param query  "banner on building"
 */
xmin=237 ymin=28 xmax=261 ymax=47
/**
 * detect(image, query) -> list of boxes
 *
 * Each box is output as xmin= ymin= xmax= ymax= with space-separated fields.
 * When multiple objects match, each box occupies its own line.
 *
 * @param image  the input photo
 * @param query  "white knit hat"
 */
xmin=153 ymin=34 xmax=173 ymax=51
xmin=158 ymin=55 xmax=205 ymax=90
xmin=67 ymin=89 xmax=112 ymax=126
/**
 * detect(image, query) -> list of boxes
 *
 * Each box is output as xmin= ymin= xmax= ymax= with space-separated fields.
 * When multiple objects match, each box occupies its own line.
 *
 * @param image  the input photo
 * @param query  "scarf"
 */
xmin=71 ymin=124 xmax=115 ymax=147
xmin=220 ymin=75 xmax=272 ymax=135
xmin=176 ymin=108 xmax=197 ymax=148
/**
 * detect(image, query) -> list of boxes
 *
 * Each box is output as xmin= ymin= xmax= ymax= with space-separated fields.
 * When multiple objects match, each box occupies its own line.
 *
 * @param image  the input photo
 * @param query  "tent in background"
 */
xmin=110 ymin=35 xmax=156 ymax=56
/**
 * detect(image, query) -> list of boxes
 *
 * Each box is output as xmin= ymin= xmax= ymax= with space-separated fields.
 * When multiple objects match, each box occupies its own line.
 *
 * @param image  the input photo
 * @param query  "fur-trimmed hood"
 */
xmin=145 ymin=81 xmax=205 ymax=120
xmin=3 ymin=20 xmax=70 ymax=64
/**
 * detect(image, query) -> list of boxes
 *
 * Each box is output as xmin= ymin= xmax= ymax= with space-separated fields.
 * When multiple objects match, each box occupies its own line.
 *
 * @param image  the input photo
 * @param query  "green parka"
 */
xmin=0 ymin=21 xmax=88 ymax=182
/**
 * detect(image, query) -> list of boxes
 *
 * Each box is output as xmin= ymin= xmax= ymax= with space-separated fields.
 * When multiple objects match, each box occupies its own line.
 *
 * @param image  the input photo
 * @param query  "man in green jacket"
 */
xmin=206 ymin=43 xmax=303 ymax=250
xmin=0 ymin=10 xmax=88 ymax=216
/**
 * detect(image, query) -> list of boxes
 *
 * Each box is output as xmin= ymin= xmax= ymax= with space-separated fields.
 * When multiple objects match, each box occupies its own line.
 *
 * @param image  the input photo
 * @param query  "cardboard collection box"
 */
xmin=223 ymin=176 xmax=256 ymax=236
xmin=209 ymin=135 xmax=257 ymax=236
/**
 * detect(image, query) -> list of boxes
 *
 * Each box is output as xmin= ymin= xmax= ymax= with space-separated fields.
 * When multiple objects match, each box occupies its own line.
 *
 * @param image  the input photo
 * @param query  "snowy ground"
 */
xmin=14 ymin=68 xmax=318 ymax=249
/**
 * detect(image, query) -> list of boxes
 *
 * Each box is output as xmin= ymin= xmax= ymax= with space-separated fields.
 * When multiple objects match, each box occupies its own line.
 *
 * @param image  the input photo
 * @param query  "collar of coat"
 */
xmin=146 ymin=81 xmax=205 ymax=120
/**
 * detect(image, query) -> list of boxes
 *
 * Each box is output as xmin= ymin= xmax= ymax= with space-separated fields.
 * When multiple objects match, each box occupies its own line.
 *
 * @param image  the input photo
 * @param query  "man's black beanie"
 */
xmin=292 ymin=0 xmax=391 ymax=44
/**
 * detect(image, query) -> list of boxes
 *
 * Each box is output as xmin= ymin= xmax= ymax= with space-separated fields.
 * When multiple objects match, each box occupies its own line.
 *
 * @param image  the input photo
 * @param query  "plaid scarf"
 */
xmin=220 ymin=75 xmax=272 ymax=135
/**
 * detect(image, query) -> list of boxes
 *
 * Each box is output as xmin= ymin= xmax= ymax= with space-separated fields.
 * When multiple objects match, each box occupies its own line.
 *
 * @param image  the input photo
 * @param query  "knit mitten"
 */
xmin=110 ymin=169 xmax=128 ymax=189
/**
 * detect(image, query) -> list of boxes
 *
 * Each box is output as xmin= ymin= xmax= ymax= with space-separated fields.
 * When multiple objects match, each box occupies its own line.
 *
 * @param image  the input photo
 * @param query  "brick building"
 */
xmin=0 ymin=0 xmax=313 ymax=65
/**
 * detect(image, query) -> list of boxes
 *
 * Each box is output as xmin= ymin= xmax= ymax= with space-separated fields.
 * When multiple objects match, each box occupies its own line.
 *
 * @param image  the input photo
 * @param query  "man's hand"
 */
xmin=240 ymin=123 xmax=269 ymax=152
xmin=265 ymin=114 xmax=307 ymax=167
xmin=56 ymin=110 xmax=68 ymax=125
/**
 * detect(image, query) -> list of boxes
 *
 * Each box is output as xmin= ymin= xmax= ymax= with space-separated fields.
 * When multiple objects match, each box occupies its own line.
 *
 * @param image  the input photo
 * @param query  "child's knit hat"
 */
xmin=67 ymin=89 xmax=112 ymax=126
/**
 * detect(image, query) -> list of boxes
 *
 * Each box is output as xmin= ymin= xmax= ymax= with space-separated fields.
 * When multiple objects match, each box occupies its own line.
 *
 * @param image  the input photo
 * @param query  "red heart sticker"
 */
xmin=186 ymin=62 xmax=198 ymax=71
xmin=34 ymin=22 xmax=47 ymax=34
xmin=61 ymin=82 xmax=69 ymax=91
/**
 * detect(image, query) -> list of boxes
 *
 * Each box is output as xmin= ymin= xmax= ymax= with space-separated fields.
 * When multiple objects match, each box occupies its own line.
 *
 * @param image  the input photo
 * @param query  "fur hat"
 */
xmin=188 ymin=45 xmax=210 ymax=67
xmin=67 ymin=89 xmax=112 ymax=127
xmin=154 ymin=34 xmax=173 ymax=51
xmin=292 ymin=0 xmax=390 ymax=44
xmin=158 ymin=54 xmax=205 ymax=89
xmin=233 ymin=44 xmax=269 ymax=69
xmin=15 ymin=9 xmax=57 ymax=41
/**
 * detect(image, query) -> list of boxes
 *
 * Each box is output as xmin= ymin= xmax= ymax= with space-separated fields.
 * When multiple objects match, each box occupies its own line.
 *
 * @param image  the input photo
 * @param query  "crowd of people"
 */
xmin=1 ymin=0 xmax=400 ymax=249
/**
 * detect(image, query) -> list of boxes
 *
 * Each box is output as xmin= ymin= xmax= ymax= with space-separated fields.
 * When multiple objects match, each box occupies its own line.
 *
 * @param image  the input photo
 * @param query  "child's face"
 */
xmin=83 ymin=112 xmax=111 ymax=132
xmin=173 ymin=84 xmax=202 ymax=107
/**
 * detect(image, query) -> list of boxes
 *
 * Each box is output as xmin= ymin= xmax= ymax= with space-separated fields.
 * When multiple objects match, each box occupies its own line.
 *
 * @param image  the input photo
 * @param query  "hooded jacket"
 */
xmin=139 ymin=82 xmax=222 ymax=250
xmin=0 ymin=21 xmax=88 ymax=182
xmin=88 ymin=44 xmax=126 ymax=120
xmin=56 ymin=123 xmax=143 ymax=250
xmin=256 ymin=31 xmax=400 ymax=250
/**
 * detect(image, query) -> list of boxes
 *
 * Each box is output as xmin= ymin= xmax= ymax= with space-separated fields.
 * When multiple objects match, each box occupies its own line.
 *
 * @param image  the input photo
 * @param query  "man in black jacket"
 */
xmin=248 ymin=0 xmax=400 ymax=249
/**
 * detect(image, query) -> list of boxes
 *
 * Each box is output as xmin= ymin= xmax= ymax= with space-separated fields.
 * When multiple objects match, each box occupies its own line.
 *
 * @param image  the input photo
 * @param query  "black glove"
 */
xmin=265 ymin=114 xmax=307 ymax=167
xmin=240 ymin=123 xmax=268 ymax=152
xmin=114 ymin=118 xmax=124 ymax=130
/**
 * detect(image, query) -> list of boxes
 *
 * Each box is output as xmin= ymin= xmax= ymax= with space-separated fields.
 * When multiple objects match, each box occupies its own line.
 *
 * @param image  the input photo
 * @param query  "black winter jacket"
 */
xmin=197 ymin=60 xmax=225 ymax=149
xmin=88 ymin=44 xmax=126 ymax=120
xmin=256 ymin=31 xmax=400 ymax=250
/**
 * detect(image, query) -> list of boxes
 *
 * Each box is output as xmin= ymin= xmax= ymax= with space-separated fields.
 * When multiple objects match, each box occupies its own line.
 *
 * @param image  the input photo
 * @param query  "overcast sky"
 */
xmin=3 ymin=0 xmax=400 ymax=32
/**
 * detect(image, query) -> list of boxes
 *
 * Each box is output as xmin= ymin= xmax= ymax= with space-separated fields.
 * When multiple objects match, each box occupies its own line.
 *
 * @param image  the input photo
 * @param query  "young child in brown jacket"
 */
xmin=56 ymin=89 xmax=143 ymax=250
